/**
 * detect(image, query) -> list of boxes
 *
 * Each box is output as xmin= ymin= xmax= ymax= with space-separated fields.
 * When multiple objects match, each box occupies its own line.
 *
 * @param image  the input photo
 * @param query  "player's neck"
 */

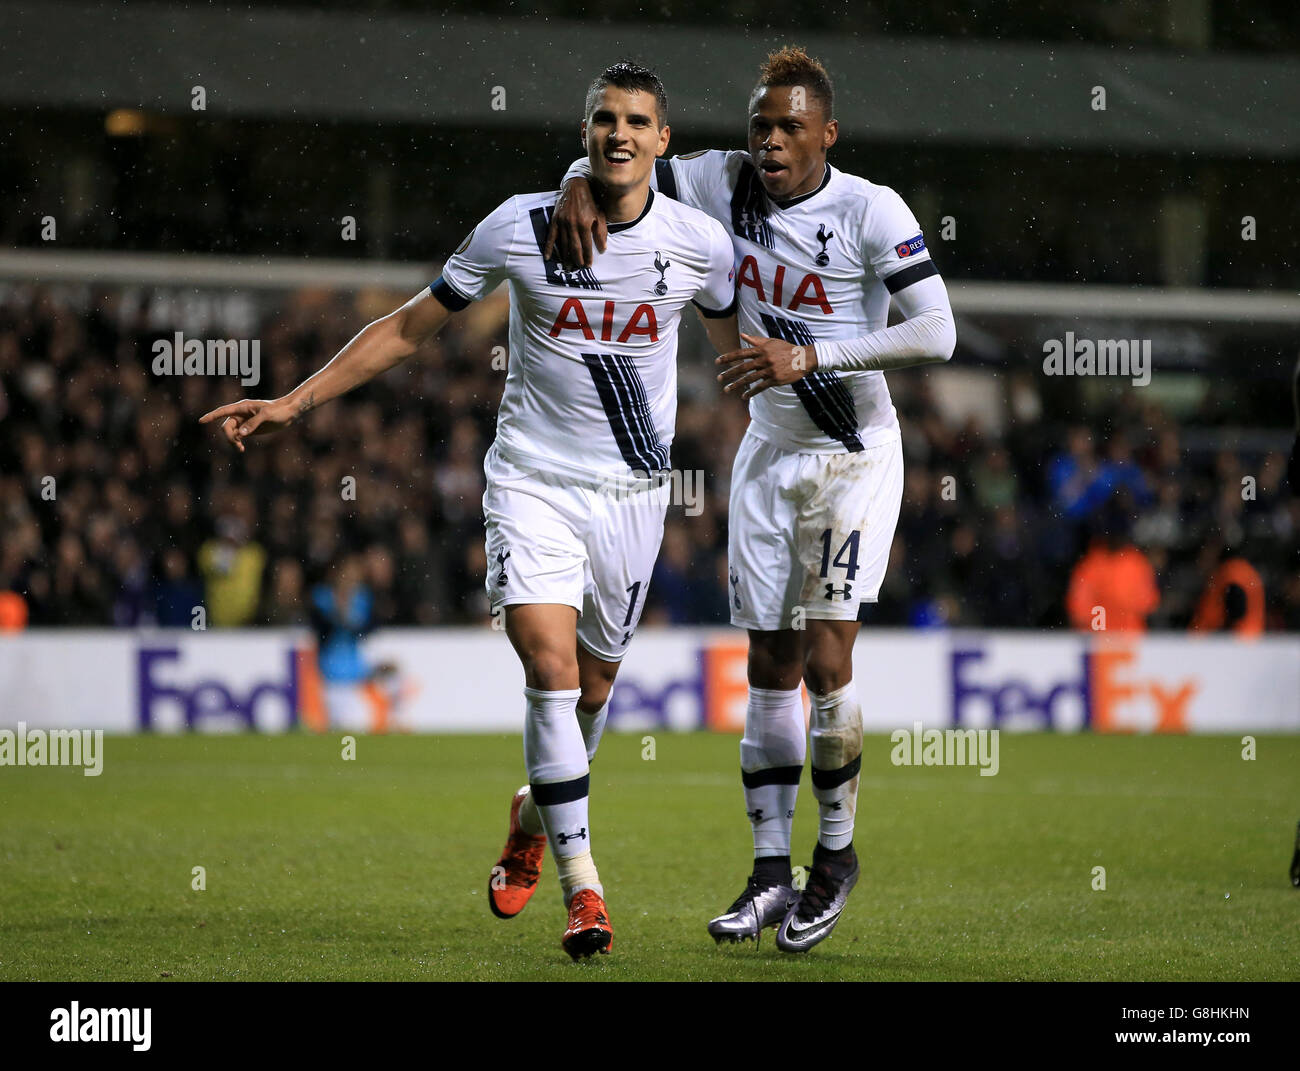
xmin=595 ymin=180 xmax=652 ymax=225
xmin=781 ymin=160 xmax=830 ymax=202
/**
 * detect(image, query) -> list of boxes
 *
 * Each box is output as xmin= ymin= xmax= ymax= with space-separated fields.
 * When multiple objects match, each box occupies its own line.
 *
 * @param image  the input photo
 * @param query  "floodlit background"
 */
xmin=2 ymin=1 xmax=1297 ymax=734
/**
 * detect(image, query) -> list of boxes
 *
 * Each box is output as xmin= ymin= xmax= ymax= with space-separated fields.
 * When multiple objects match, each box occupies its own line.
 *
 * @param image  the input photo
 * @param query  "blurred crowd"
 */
xmin=1 ymin=283 xmax=1296 ymax=634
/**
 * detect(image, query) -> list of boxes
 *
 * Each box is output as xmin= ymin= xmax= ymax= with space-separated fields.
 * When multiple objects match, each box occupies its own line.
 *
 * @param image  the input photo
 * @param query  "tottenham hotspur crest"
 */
xmin=652 ymin=251 xmax=671 ymax=295
xmin=815 ymin=224 xmax=834 ymax=266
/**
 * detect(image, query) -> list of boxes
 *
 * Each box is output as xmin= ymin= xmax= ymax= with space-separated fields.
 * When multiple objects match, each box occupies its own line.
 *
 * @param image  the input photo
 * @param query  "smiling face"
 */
xmin=583 ymin=86 xmax=670 ymax=194
xmin=747 ymin=85 xmax=838 ymax=201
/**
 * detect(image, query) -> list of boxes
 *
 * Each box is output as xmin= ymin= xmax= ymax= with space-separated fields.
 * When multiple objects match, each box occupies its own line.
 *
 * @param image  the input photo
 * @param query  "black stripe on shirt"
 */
xmin=655 ymin=158 xmax=679 ymax=201
xmin=730 ymin=160 xmax=775 ymax=250
xmin=528 ymin=206 xmax=603 ymax=290
xmin=759 ymin=313 xmax=865 ymax=452
xmin=581 ymin=353 xmax=670 ymax=474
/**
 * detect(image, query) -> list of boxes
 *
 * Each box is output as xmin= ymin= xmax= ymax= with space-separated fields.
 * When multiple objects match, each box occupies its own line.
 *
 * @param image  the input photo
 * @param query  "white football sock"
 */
xmin=556 ymin=849 xmax=603 ymax=904
xmin=809 ymin=681 xmax=862 ymax=851
xmin=517 ymin=787 xmax=543 ymax=836
xmin=575 ymin=697 xmax=609 ymax=763
xmin=523 ymin=686 xmax=599 ymax=900
xmin=740 ymin=685 xmax=806 ymax=860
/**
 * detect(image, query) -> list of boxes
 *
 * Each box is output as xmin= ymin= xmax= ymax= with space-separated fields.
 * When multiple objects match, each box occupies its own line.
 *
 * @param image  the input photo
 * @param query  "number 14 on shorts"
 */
xmin=819 ymin=528 xmax=861 ymax=602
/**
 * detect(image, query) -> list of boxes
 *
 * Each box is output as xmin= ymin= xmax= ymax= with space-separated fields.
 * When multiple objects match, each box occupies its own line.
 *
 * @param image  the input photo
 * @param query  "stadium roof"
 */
xmin=3 ymin=2 xmax=1300 ymax=156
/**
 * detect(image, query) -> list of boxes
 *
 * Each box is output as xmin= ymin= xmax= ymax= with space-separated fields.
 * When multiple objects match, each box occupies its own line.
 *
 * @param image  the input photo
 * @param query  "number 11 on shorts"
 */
xmin=619 ymin=580 xmax=644 ymax=645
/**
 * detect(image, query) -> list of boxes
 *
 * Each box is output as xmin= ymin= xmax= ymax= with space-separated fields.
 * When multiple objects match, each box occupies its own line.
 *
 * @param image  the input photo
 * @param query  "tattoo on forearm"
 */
xmin=293 ymin=391 xmax=316 ymax=423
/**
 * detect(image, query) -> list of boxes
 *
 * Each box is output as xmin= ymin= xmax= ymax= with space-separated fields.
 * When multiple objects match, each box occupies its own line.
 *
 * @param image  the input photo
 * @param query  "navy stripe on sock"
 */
xmin=810 ymin=754 xmax=861 ymax=790
xmin=530 ymin=774 xmax=590 ymax=806
xmin=741 ymin=764 xmax=803 ymax=788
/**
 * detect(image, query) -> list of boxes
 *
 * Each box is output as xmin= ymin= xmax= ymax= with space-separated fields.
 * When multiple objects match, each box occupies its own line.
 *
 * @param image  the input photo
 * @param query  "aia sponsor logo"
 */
xmin=736 ymin=255 xmax=833 ymax=314
xmin=549 ymin=299 xmax=659 ymax=343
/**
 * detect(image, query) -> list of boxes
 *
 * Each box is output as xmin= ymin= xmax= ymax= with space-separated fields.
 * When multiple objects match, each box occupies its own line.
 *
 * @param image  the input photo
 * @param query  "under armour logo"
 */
xmin=555 ymin=828 xmax=588 ymax=845
xmin=815 ymin=224 xmax=834 ymax=266
xmin=825 ymin=582 xmax=853 ymax=600
xmin=746 ymin=808 xmax=765 ymax=823
xmin=825 ymin=801 xmax=843 ymax=811
xmin=729 ymin=567 xmax=742 ymax=609
xmin=496 ymin=549 xmax=511 ymax=587
xmin=621 ymin=630 xmax=632 ymax=645
xmin=652 ymin=251 xmax=671 ymax=295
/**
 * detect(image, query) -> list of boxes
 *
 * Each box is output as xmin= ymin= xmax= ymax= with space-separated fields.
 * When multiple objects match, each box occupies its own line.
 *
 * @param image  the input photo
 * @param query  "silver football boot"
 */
xmin=708 ymin=876 xmax=798 ymax=944
xmin=775 ymin=847 xmax=859 ymax=952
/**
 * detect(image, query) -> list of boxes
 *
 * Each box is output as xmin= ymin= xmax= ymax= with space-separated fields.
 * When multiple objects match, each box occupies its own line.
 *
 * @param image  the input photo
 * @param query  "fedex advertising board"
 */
xmin=0 ymin=629 xmax=1295 ymax=734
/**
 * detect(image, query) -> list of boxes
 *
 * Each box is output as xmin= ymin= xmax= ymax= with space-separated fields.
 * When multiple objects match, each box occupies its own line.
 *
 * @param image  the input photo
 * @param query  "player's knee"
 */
xmin=748 ymin=649 xmax=802 ymax=690
xmin=577 ymin=657 xmax=618 ymax=713
xmin=521 ymin=649 xmax=580 ymax=692
xmin=803 ymin=648 xmax=852 ymax=696
xmin=747 ymin=631 xmax=803 ymax=691
xmin=578 ymin=679 xmax=612 ymax=713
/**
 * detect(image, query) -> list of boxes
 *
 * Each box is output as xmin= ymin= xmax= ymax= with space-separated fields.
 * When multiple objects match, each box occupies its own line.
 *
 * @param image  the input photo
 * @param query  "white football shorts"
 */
xmin=482 ymin=442 xmax=667 ymax=661
xmin=727 ymin=429 xmax=904 ymax=631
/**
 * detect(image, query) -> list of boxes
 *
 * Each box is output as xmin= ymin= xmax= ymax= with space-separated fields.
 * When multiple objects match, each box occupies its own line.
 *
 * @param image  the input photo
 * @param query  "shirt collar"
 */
xmin=607 ymin=188 xmax=655 ymax=234
xmin=770 ymin=164 xmax=832 ymax=210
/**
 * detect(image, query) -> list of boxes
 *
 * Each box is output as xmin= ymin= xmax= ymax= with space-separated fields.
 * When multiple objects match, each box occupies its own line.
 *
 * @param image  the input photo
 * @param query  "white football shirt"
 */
xmin=566 ymin=150 xmax=939 ymax=453
xmin=433 ymin=188 xmax=736 ymax=482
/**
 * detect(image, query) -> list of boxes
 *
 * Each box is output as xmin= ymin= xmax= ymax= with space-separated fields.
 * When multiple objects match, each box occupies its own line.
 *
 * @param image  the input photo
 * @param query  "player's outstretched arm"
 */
xmin=200 ymin=289 xmax=452 ymax=452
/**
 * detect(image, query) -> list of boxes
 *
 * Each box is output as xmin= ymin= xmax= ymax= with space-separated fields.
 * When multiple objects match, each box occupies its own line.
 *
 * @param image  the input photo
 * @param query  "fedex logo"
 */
xmin=549 ymin=299 xmax=659 ymax=342
xmin=736 ymin=256 xmax=833 ymax=314
xmin=1089 ymin=643 xmax=1197 ymax=733
xmin=138 ymin=646 xmax=299 ymax=732
xmin=951 ymin=647 xmax=1089 ymax=730
xmin=952 ymin=642 xmax=1198 ymax=732
xmin=609 ymin=651 xmax=706 ymax=728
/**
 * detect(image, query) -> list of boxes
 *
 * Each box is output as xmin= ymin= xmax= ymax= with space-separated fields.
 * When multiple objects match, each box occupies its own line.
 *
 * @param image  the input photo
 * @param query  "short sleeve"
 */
xmin=432 ymin=197 xmax=516 ymax=308
xmin=660 ymin=149 xmax=733 ymax=210
xmin=863 ymin=187 xmax=939 ymax=295
xmin=562 ymin=156 xmax=593 ymax=186
xmin=692 ymin=221 xmax=737 ymax=317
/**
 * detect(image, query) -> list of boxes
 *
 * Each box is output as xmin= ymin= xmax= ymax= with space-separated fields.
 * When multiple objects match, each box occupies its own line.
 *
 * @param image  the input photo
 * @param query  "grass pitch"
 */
xmin=1 ymin=731 xmax=1296 ymax=981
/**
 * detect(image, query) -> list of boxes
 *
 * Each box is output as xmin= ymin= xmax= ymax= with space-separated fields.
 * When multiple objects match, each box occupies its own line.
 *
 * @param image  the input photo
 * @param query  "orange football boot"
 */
xmin=562 ymin=888 xmax=613 ymax=960
xmin=488 ymin=787 xmax=547 ymax=919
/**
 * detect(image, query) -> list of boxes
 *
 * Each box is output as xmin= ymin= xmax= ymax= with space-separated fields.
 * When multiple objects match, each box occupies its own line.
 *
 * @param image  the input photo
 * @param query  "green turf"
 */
xmin=0 ymin=731 xmax=1295 ymax=980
